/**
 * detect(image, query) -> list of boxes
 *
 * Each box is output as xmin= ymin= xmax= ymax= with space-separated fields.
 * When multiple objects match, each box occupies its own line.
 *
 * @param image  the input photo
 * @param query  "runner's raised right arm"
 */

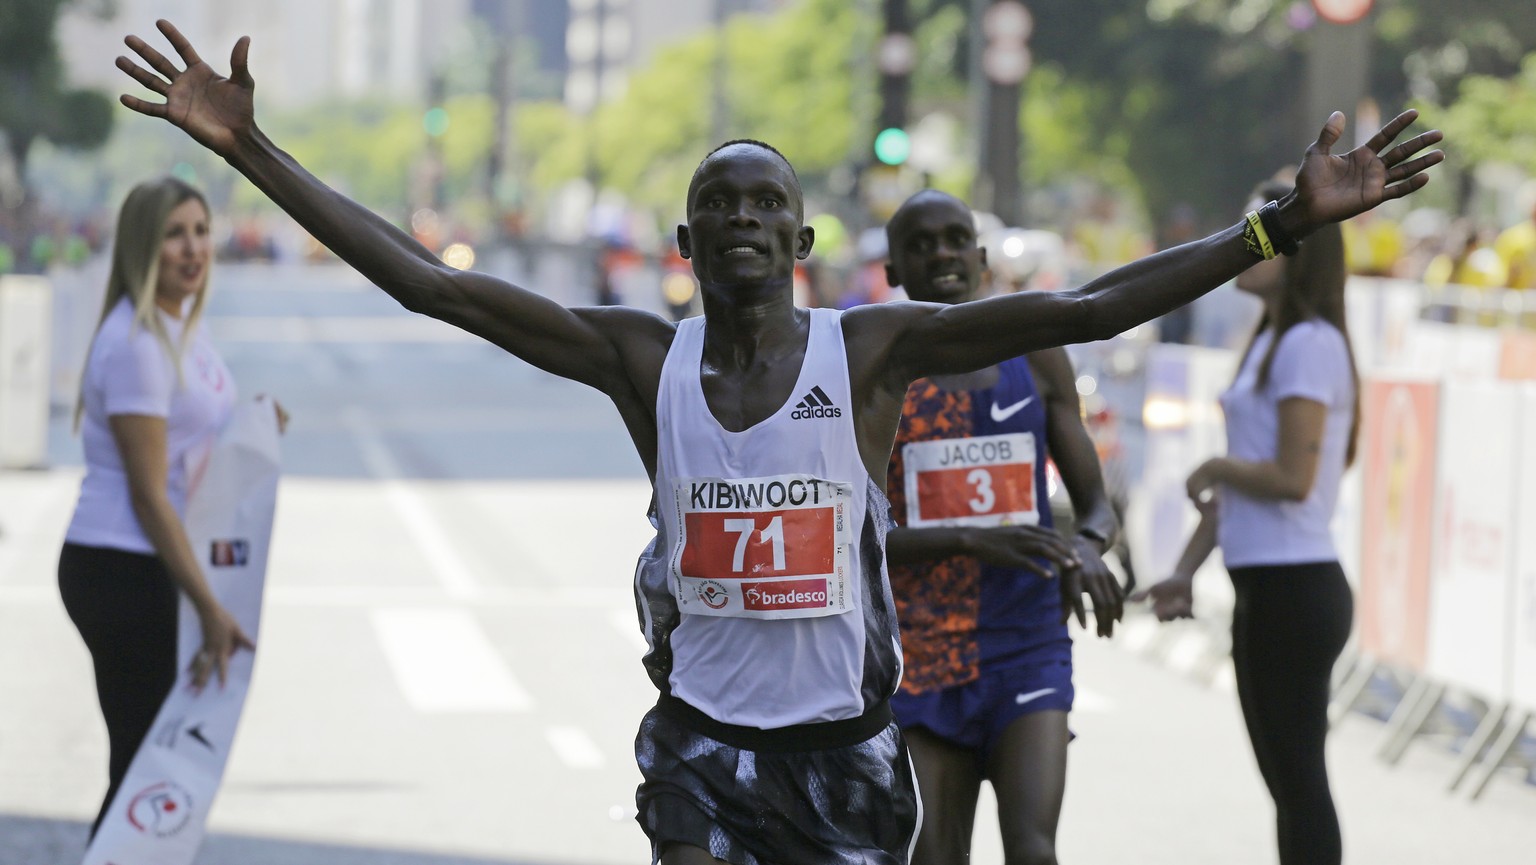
xmin=116 ymin=21 xmax=659 ymax=392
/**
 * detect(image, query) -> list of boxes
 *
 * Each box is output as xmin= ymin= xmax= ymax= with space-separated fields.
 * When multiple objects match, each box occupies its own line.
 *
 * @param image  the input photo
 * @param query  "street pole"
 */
xmin=978 ymin=1 xmax=1031 ymax=227
xmin=712 ymin=0 xmax=730 ymax=145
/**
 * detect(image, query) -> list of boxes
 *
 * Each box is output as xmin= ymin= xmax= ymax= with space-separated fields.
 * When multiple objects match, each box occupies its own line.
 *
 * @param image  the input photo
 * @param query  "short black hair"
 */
xmin=686 ymin=139 xmax=803 ymax=218
xmin=885 ymin=189 xmax=970 ymax=247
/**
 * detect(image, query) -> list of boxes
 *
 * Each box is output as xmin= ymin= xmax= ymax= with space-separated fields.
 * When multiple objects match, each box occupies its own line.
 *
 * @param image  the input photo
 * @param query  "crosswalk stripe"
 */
xmin=346 ymin=407 xmax=482 ymax=600
xmin=370 ymin=608 xmax=531 ymax=713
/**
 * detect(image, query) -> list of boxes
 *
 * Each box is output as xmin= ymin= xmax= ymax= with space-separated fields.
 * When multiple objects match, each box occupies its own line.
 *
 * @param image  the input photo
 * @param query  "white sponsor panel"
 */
xmin=0 ymin=276 xmax=52 ymax=468
xmin=671 ymin=474 xmax=853 ymax=620
xmin=1424 ymin=381 xmax=1517 ymax=700
xmin=1403 ymin=320 xmax=1501 ymax=380
xmin=84 ymin=398 xmax=281 ymax=865
xmin=1511 ymin=385 xmax=1536 ymax=708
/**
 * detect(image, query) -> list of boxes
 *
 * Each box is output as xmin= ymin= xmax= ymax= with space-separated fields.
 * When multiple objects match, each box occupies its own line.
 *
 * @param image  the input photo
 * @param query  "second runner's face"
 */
xmin=681 ymin=147 xmax=810 ymax=293
xmin=886 ymin=198 xmax=985 ymax=305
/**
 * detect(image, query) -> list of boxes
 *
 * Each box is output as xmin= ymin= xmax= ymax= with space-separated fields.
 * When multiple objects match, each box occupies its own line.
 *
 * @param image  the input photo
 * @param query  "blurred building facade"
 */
xmin=59 ymin=0 xmax=789 ymax=112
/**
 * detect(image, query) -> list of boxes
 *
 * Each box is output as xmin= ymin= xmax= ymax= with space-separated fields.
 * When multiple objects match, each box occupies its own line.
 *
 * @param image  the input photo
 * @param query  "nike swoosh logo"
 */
xmin=991 ymin=396 xmax=1035 ymax=423
xmin=1014 ymin=687 xmax=1057 ymax=706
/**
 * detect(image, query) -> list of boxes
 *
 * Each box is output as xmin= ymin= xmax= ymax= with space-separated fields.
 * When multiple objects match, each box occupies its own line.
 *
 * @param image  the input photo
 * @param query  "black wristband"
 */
xmin=1257 ymin=201 xmax=1300 ymax=257
xmin=1076 ymin=526 xmax=1110 ymax=550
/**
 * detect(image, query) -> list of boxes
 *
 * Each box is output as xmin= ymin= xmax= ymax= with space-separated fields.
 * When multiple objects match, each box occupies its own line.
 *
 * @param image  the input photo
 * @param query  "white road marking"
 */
xmin=370 ymin=607 xmax=531 ymax=713
xmin=207 ymin=316 xmax=480 ymax=344
xmin=0 ymin=585 xmax=632 ymax=607
xmin=346 ymin=407 xmax=482 ymax=600
xmin=544 ymin=726 xmax=607 ymax=770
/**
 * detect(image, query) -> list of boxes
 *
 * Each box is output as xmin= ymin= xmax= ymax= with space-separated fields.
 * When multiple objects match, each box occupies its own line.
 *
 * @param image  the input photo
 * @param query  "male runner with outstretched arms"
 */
xmin=115 ymin=20 xmax=1442 ymax=865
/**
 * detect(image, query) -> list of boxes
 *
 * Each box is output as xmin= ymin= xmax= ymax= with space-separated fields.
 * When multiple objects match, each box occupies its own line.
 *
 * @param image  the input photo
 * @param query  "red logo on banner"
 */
xmin=126 ymin=780 xmax=194 ymax=837
xmin=915 ymin=463 xmax=1033 ymax=522
xmin=742 ymin=578 xmax=830 ymax=611
xmin=681 ymin=508 xmax=835 ymax=579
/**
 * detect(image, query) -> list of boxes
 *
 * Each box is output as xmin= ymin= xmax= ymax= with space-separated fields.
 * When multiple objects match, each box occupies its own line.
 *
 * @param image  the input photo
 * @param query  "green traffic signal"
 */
xmin=874 ymin=127 xmax=911 ymax=166
xmin=424 ymin=107 xmax=450 ymax=137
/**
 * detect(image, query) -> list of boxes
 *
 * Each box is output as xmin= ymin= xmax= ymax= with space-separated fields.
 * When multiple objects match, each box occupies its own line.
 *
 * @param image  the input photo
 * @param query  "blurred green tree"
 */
xmin=0 ymin=0 xmax=115 ymax=206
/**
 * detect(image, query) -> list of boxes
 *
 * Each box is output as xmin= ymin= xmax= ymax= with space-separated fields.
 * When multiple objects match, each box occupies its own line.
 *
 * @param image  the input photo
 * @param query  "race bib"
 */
xmin=903 ymin=432 xmax=1039 ymax=528
xmin=671 ymin=474 xmax=853 ymax=619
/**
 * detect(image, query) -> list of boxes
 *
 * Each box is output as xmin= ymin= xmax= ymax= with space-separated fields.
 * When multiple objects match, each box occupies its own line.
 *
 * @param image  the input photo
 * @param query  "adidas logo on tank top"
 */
xmin=790 ymin=385 xmax=842 ymax=419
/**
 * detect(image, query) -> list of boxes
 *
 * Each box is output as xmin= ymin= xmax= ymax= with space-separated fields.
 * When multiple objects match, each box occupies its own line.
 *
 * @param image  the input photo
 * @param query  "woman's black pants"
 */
xmin=58 ymin=542 xmax=179 ymax=840
xmin=1229 ymin=560 xmax=1354 ymax=865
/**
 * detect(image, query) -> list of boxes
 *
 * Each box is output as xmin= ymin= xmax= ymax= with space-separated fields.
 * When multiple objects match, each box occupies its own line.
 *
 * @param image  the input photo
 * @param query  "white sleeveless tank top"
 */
xmin=634 ymin=308 xmax=903 ymax=729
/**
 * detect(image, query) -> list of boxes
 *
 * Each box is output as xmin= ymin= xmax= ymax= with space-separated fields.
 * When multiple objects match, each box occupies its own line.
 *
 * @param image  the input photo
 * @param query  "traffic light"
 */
xmin=423 ymin=107 xmax=450 ymax=137
xmin=873 ymin=127 xmax=911 ymax=166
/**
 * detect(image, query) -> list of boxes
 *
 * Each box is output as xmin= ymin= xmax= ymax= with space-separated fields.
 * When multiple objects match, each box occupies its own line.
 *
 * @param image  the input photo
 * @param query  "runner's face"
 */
xmin=155 ymin=198 xmax=211 ymax=313
xmin=886 ymin=199 xmax=984 ymax=305
xmin=680 ymin=147 xmax=811 ymax=291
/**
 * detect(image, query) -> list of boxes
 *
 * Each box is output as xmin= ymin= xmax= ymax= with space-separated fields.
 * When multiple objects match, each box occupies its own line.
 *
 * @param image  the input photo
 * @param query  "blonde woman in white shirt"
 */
xmin=59 ymin=177 xmax=269 ymax=838
xmin=1136 ymin=181 xmax=1359 ymax=865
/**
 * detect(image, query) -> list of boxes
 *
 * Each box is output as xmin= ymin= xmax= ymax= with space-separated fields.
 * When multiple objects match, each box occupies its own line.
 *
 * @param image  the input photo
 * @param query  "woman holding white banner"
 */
xmin=1134 ymin=180 xmax=1359 ymax=865
xmin=58 ymin=177 xmax=274 ymax=840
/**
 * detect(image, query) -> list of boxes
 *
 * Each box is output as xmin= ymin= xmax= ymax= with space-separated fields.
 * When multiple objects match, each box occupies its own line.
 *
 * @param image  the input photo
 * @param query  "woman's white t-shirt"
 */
xmin=65 ymin=296 xmax=236 ymax=554
xmin=1216 ymin=319 xmax=1355 ymax=568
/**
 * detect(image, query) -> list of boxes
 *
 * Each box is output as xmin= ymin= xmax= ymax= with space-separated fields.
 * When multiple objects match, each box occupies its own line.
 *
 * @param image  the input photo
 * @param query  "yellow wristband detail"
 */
xmin=1244 ymin=210 xmax=1275 ymax=260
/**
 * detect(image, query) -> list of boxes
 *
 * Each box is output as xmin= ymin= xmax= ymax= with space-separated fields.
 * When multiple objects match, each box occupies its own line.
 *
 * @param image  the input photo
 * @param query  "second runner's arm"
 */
xmin=1030 ymin=347 xmax=1123 ymax=636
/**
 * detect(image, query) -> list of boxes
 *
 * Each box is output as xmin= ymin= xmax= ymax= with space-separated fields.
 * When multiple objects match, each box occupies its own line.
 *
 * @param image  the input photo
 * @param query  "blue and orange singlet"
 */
xmin=886 ymin=356 xmax=1067 ymax=695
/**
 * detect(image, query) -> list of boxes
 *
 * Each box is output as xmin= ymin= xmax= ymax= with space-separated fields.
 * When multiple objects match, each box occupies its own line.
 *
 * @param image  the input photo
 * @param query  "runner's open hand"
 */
xmin=964 ymin=524 xmax=1080 ymax=580
xmin=117 ymin=20 xmax=255 ymax=158
xmin=1291 ymin=110 xmax=1443 ymax=232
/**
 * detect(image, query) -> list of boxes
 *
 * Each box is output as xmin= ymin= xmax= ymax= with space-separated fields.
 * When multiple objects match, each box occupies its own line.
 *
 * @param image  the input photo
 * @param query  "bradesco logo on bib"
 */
xmin=673 ymin=474 xmax=853 ymax=619
xmin=903 ymin=432 xmax=1038 ymax=527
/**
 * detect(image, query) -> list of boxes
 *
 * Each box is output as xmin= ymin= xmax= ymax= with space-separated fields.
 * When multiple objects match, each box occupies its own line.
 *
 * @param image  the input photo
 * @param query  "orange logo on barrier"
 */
xmin=1358 ymin=379 xmax=1438 ymax=671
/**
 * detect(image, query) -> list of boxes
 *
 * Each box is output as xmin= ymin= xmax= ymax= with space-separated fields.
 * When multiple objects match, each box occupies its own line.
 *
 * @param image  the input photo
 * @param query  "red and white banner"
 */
xmin=83 ymin=397 xmax=281 ymax=865
xmin=1356 ymin=378 xmax=1439 ymax=671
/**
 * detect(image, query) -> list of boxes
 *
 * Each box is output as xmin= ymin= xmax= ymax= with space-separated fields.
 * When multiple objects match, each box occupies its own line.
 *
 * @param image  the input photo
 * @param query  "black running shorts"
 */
xmin=635 ymin=697 xmax=921 ymax=865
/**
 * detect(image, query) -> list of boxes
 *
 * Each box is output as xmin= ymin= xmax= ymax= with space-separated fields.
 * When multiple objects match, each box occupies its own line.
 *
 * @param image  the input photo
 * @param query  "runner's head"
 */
xmin=680 ymin=140 xmax=813 ymax=293
xmin=885 ymin=190 xmax=985 ymax=305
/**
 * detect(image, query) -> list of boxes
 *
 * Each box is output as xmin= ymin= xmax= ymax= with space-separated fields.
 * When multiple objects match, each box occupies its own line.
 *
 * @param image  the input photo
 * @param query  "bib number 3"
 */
xmin=903 ymin=432 xmax=1039 ymax=528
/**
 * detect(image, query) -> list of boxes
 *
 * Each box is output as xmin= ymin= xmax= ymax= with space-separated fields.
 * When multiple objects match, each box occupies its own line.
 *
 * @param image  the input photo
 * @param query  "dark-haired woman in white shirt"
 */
xmin=1136 ymin=181 xmax=1360 ymax=865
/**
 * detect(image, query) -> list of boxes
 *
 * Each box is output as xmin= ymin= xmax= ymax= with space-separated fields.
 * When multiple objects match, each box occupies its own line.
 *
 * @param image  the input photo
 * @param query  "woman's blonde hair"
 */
xmin=75 ymin=177 xmax=212 ymax=429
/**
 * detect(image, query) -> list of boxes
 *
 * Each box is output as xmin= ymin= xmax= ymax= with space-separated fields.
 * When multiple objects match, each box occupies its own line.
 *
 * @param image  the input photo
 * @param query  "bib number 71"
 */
xmin=723 ymin=516 xmax=786 ymax=571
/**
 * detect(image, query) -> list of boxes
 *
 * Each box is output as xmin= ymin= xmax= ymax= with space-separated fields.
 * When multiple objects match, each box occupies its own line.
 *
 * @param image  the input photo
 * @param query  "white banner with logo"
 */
xmin=83 ymin=398 xmax=281 ymax=865
xmin=1424 ymin=381 xmax=1517 ymax=700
